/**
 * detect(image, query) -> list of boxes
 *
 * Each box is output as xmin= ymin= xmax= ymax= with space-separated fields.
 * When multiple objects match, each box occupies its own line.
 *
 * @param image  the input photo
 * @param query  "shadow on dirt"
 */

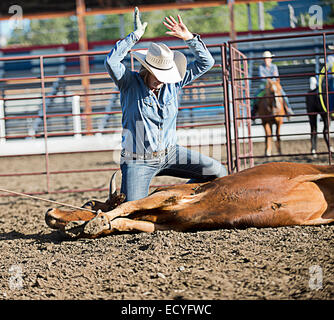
xmin=0 ymin=230 xmax=70 ymax=244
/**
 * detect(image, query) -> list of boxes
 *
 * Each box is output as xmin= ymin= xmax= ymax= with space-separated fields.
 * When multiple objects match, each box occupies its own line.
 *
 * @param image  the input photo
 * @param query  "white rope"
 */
xmin=0 ymin=187 xmax=96 ymax=213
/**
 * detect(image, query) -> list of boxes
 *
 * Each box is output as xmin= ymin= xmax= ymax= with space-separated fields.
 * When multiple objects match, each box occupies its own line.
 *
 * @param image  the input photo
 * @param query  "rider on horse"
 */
xmin=251 ymin=51 xmax=293 ymax=119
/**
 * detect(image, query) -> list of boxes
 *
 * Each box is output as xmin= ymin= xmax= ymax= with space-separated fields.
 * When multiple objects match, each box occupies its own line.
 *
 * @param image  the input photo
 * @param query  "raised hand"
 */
xmin=133 ymin=7 xmax=148 ymax=40
xmin=163 ymin=14 xmax=193 ymax=41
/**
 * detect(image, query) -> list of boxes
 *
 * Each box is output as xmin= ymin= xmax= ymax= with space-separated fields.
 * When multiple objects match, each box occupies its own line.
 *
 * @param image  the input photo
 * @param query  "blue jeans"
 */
xmin=120 ymin=145 xmax=227 ymax=202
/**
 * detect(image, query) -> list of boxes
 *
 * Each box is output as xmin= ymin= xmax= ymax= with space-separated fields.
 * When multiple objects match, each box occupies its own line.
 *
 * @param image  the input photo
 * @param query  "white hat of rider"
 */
xmin=263 ymin=51 xmax=275 ymax=58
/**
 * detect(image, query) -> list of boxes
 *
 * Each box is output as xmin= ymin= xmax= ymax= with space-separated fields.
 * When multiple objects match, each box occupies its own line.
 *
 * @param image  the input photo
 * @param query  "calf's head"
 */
xmin=81 ymin=170 xmax=125 ymax=212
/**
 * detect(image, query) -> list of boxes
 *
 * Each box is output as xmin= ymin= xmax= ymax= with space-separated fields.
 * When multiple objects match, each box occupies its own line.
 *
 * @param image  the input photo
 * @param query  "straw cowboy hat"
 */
xmin=263 ymin=50 xmax=275 ymax=58
xmin=131 ymin=42 xmax=187 ymax=83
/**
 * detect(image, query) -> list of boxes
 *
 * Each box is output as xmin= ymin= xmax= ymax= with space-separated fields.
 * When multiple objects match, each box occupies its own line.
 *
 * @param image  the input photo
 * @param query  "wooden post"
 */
xmin=247 ymin=3 xmax=252 ymax=31
xmin=119 ymin=14 xmax=125 ymax=39
xmin=76 ymin=0 xmax=92 ymax=133
xmin=228 ymin=0 xmax=237 ymax=44
xmin=258 ymin=1 xmax=265 ymax=31
xmin=0 ymin=99 xmax=6 ymax=144
xmin=72 ymin=95 xmax=82 ymax=139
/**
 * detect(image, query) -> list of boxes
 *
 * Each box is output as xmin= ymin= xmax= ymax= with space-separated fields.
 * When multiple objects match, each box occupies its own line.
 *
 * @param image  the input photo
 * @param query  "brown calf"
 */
xmin=45 ymin=162 xmax=334 ymax=239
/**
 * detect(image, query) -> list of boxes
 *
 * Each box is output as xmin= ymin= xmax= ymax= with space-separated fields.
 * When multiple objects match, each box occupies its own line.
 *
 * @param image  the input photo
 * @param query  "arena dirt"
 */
xmin=0 ymin=138 xmax=333 ymax=300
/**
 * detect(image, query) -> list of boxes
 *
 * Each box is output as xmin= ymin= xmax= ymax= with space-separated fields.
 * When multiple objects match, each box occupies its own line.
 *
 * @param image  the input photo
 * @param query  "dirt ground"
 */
xmin=0 ymin=138 xmax=333 ymax=300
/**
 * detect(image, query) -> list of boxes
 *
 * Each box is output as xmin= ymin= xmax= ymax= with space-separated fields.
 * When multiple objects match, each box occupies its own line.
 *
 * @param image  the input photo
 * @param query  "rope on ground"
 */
xmin=0 ymin=187 xmax=96 ymax=213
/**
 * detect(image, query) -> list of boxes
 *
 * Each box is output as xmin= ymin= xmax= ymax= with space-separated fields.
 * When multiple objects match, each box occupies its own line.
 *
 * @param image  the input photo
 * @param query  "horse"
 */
xmin=306 ymin=77 xmax=333 ymax=157
xmin=257 ymin=79 xmax=287 ymax=157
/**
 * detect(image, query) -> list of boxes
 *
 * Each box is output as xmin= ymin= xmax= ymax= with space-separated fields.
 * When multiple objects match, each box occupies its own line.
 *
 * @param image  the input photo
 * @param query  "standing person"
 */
xmin=251 ymin=50 xmax=293 ymax=119
xmin=105 ymin=7 xmax=227 ymax=202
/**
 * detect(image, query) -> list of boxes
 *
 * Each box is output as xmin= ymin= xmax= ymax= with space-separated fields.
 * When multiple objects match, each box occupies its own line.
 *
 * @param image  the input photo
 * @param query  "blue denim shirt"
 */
xmin=105 ymin=32 xmax=214 ymax=154
xmin=259 ymin=63 xmax=279 ymax=87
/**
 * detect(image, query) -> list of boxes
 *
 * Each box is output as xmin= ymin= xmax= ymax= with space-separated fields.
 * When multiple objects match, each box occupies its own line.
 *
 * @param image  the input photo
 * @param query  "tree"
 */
xmin=247 ymin=2 xmax=277 ymax=31
xmin=138 ymin=3 xmax=277 ymax=38
xmin=86 ymin=14 xmax=127 ymax=42
xmin=7 ymin=17 xmax=77 ymax=46
xmin=321 ymin=0 xmax=334 ymax=24
xmin=6 ymin=3 xmax=278 ymax=46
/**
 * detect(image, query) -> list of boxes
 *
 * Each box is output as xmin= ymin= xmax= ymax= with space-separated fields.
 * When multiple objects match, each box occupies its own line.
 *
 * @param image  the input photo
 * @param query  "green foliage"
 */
xmin=321 ymin=0 xmax=334 ymax=24
xmin=8 ymin=17 xmax=77 ymax=46
xmin=248 ymin=2 xmax=277 ymax=31
xmin=7 ymin=3 xmax=278 ymax=46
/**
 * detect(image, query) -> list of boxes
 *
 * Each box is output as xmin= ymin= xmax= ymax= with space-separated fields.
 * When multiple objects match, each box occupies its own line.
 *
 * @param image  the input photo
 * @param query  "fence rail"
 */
xmin=228 ymin=31 xmax=334 ymax=171
xmin=0 ymin=43 xmax=230 ymax=195
xmin=1 ymin=30 xmax=334 ymax=196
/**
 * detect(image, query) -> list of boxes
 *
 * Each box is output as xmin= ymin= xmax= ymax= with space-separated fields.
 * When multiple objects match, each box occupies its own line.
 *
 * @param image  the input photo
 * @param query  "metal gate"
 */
xmin=225 ymin=31 xmax=334 ymax=173
xmin=0 ymin=42 xmax=233 ymax=195
xmin=1 ymin=31 xmax=334 ymax=196
xmin=226 ymin=44 xmax=254 ymax=172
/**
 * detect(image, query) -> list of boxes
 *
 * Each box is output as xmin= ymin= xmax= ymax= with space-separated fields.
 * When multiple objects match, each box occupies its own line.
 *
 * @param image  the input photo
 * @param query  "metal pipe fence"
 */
xmin=227 ymin=31 xmax=334 ymax=171
xmin=0 ymin=43 xmax=230 ymax=195
xmin=2 ymin=30 xmax=334 ymax=196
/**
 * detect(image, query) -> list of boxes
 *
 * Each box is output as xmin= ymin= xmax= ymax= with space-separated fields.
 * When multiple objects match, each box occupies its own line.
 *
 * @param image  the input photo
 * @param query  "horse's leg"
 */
xmin=308 ymin=114 xmax=317 ymax=156
xmin=320 ymin=112 xmax=332 ymax=152
xmin=263 ymin=122 xmax=272 ymax=156
xmin=275 ymin=121 xmax=282 ymax=155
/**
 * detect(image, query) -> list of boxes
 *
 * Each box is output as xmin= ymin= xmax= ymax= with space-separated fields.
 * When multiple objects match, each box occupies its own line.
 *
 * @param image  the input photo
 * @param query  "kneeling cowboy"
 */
xmin=105 ymin=8 xmax=227 ymax=202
